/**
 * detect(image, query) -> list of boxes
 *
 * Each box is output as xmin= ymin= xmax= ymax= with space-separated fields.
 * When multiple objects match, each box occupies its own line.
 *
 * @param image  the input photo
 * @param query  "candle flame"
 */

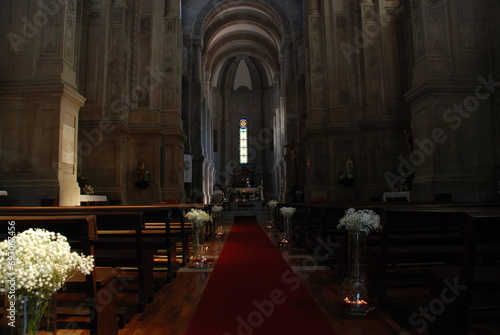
xmin=343 ymin=297 xmax=369 ymax=305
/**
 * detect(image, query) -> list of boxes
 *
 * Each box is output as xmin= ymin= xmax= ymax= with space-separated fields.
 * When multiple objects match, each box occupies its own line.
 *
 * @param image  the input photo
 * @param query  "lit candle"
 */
xmin=343 ymin=297 xmax=369 ymax=305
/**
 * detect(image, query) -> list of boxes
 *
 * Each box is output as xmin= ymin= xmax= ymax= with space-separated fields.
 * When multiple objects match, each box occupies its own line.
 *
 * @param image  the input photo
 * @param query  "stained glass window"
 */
xmin=239 ymin=119 xmax=248 ymax=164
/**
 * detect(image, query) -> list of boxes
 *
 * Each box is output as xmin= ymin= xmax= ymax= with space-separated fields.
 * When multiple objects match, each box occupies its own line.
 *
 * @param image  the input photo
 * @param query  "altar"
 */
xmin=80 ymin=194 xmax=108 ymax=205
xmin=0 ymin=190 xmax=7 ymax=206
xmin=233 ymin=187 xmax=263 ymax=201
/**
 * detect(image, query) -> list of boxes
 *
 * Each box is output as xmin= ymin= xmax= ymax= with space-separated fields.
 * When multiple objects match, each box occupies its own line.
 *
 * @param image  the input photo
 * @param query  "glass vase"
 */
xmin=13 ymin=295 xmax=56 ymax=334
xmin=277 ymin=217 xmax=291 ymax=246
xmin=285 ymin=217 xmax=292 ymax=243
xmin=338 ymin=231 xmax=375 ymax=316
xmin=191 ymin=224 xmax=208 ymax=268
xmin=266 ymin=208 xmax=274 ymax=230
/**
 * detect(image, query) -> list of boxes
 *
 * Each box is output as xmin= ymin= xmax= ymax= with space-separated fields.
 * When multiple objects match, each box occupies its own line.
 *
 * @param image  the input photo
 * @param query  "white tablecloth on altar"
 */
xmin=80 ymin=194 xmax=107 ymax=202
xmin=0 ymin=190 xmax=7 ymax=197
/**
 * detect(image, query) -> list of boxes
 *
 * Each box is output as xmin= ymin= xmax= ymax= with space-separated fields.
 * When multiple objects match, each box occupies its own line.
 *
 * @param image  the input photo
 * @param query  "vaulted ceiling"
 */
xmin=193 ymin=0 xmax=293 ymax=89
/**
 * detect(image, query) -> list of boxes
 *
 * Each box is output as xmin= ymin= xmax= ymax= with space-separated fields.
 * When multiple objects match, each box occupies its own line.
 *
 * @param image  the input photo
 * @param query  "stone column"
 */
xmin=160 ymin=0 xmax=187 ymax=202
xmin=405 ymin=0 xmax=497 ymax=201
xmin=0 ymin=0 xmax=85 ymax=206
xmin=303 ymin=0 xmax=329 ymax=201
xmin=186 ymin=41 xmax=204 ymax=201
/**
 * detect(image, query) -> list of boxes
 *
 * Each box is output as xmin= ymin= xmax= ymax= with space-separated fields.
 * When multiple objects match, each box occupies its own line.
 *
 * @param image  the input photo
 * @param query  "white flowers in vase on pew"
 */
xmin=0 ymin=228 xmax=94 ymax=334
xmin=337 ymin=208 xmax=382 ymax=235
xmin=0 ymin=228 xmax=95 ymax=300
xmin=267 ymin=200 xmax=279 ymax=209
xmin=186 ymin=209 xmax=213 ymax=229
xmin=279 ymin=206 xmax=296 ymax=218
xmin=211 ymin=205 xmax=223 ymax=214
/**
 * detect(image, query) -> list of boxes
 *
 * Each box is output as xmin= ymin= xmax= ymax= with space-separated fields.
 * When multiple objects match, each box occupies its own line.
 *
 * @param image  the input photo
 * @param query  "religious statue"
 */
xmin=346 ymin=156 xmax=354 ymax=179
xmin=135 ymin=160 xmax=151 ymax=189
xmin=338 ymin=156 xmax=355 ymax=186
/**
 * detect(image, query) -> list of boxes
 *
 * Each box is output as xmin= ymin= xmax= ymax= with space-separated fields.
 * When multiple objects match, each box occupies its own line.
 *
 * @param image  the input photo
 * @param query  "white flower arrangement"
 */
xmin=337 ymin=208 xmax=381 ymax=235
xmin=267 ymin=200 xmax=279 ymax=209
xmin=211 ymin=205 xmax=223 ymax=214
xmin=279 ymin=206 xmax=296 ymax=218
xmin=186 ymin=209 xmax=213 ymax=229
xmin=81 ymin=184 xmax=95 ymax=195
xmin=0 ymin=228 xmax=94 ymax=300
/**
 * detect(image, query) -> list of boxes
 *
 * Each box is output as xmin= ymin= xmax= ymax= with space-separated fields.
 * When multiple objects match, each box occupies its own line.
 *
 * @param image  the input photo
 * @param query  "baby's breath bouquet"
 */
xmin=337 ymin=208 xmax=381 ymax=235
xmin=0 ymin=228 xmax=94 ymax=334
xmin=186 ymin=209 xmax=213 ymax=267
xmin=337 ymin=208 xmax=381 ymax=315
xmin=186 ymin=209 xmax=213 ymax=229
xmin=278 ymin=207 xmax=296 ymax=245
xmin=267 ymin=200 xmax=279 ymax=209
xmin=211 ymin=205 xmax=223 ymax=215
xmin=279 ymin=206 xmax=296 ymax=218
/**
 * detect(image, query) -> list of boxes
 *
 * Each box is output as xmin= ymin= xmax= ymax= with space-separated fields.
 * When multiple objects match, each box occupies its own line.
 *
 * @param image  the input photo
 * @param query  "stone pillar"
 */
xmin=0 ymin=0 xmax=85 ymax=206
xmin=303 ymin=0 xmax=329 ymax=201
xmin=186 ymin=41 xmax=204 ymax=201
xmin=160 ymin=0 xmax=187 ymax=202
xmin=405 ymin=0 xmax=497 ymax=201
xmin=78 ymin=0 xmax=131 ymax=204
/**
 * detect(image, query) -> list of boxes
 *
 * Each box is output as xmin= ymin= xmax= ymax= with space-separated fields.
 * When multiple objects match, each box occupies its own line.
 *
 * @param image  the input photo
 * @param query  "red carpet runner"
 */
xmin=186 ymin=216 xmax=337 ymax=335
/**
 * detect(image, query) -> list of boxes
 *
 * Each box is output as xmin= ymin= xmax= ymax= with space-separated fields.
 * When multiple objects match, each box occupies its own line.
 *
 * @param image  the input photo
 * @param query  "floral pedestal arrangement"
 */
xmin=0 ymin=228 xmax=94 ymax=334
xmin=338 ymin=231 xmax=375 ymax=315
xmin=267 ymin=200 xmax=279 ymax=230
xmin=186 ymin=209 xmax=213 ymax=268
xmin=278 ymin=206 xmax=296 ymax=246
xmin=337 ymin=208 xmax=381 ymax=316
xmin=211 ymin=205 xmax=224 ymax=237
xmin=191 ymin=227 xmax=209 ymax=268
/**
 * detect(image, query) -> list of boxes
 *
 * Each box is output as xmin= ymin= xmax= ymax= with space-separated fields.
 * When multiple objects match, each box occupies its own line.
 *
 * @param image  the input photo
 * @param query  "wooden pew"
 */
xmin=369 ymin=206 xmax=500 ymax=334
xmin=0 ymin=209 xmax=156 ymax=315
xmin=91 ymin=212 xmax=154 ymax=314
xmin=370 ymin=208 xmax=468 ymax=304
xmin=422 ymin=209 xmax=500 ymax=334
xmin=0 ymin=205 xmax=178 ymax=283
xmin=0 ymin=215 xmax=119 ymax=335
